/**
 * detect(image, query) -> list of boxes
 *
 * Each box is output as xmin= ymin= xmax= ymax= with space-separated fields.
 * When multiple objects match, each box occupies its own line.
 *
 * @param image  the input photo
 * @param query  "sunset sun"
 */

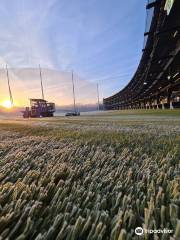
xmin=1 ymin=100 xmax=13 ymax=109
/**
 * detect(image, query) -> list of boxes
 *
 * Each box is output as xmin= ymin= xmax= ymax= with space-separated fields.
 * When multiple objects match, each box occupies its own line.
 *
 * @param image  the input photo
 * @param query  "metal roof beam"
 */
xmin=146 ymin=0 xmax=160 ymax=9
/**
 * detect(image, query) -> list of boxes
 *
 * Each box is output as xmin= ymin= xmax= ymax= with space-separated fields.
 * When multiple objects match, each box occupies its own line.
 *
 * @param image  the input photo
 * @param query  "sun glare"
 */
xmin=1 ymin=100 xmax=13 ymax=109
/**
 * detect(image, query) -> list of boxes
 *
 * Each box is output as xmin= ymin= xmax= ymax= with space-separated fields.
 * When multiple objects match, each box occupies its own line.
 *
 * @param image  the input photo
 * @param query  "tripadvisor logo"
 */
xmin=135 ymin=227 xmax=143 ymax=236
xmin=135 ymin=227 xmax=173 ymax=235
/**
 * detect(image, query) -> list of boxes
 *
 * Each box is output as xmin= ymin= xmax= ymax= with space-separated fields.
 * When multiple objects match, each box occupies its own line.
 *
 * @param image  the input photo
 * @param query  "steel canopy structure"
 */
xmin=103 ymin=0 xmax=180 ymax=110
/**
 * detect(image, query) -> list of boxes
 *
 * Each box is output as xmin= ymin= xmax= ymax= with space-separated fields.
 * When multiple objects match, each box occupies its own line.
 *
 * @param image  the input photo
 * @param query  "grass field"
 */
xmin=0 ymin=109 xmax=180 ymax=240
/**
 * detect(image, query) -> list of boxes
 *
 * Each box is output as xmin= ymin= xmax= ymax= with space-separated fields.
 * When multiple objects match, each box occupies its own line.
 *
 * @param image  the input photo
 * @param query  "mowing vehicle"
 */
xmin=22 ymin=98 xmax=55 ymax=118
xmin=65 ymin=111 xmax=80 ymax=116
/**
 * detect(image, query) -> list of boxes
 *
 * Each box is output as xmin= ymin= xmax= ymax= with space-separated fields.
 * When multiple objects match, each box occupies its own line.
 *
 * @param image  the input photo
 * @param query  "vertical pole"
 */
xmin=72 ymin=71 xmax=76 ymax=113
xmin=97 ymin=83 xmax=100 ymax=111
xmin=162 ymin=103 xmax=165 ymax=110
xmin=39 ymin=64 xmax=44 ymax=100
xmin=170 ymin=100 xmax=174 ymax=110
xmin=156 ymin=94 xmax=159 ymax=109
xmin=6 ymin=64 xmax=14 ymax=107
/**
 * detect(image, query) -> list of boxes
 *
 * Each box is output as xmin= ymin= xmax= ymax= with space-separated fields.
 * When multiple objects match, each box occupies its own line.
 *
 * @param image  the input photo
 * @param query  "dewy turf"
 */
xmin=0 ymin=110 xmax=180 ymax=240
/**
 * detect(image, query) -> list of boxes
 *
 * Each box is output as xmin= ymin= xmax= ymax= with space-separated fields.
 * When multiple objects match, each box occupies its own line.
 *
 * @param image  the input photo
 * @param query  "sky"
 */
xmin=0 ymin=0 xmax=146 ymax=107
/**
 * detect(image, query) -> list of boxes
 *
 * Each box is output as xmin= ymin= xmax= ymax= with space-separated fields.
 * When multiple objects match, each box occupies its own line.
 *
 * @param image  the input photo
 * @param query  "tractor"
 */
xmin=22 ymin=98 xmax=55 ymax=118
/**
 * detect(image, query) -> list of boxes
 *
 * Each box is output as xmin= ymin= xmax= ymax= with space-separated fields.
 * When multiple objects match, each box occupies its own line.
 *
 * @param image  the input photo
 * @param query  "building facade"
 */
xmin=103 ymin=0 xmax=180 ymax=110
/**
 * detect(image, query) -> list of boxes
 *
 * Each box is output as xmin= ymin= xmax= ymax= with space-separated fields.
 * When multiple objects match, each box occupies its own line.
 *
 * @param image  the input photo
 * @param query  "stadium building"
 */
xmin=103 ymin=0 xmax=180 ymax=110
